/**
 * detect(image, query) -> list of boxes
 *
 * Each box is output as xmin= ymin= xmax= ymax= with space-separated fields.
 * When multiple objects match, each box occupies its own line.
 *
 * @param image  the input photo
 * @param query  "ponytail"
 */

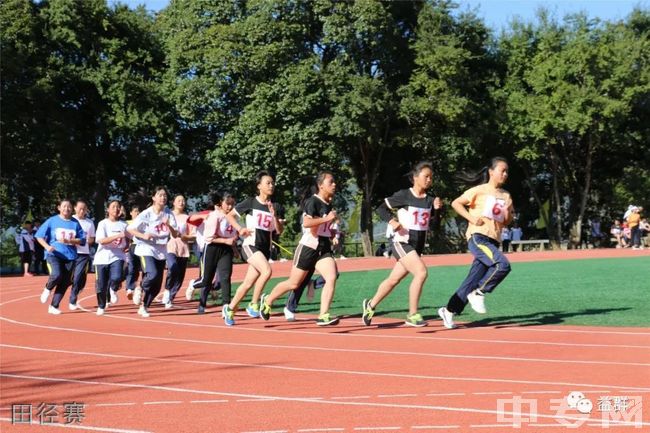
xmin=456 ymin=157 xmax=508 ymax=187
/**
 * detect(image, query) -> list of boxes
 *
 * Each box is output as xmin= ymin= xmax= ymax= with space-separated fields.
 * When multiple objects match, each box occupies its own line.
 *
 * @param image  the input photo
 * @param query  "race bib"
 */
xmin=316 ymin=219 xmax=332 ymax=237
xmin=55 ymin=228 xmax=76 ymax=242
xmin=399 ymin=206 xmax=431 ymax=231
xmin=148 ymin=221 xmax=170 ymax=245
xmin=482 ymin=196 xmax=506 ymax=223
xmin=250 ymin=210 xmax=274 ymax=232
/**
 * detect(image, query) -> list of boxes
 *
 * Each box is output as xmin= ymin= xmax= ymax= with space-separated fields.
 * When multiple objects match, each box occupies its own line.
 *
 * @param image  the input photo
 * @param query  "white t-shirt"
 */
xmin=128 ymin=206 xmax=178 ymax=260
xmin=74 ymin=217 xmax=96 ymax=255
xmin=93 ymin=219 xmax=128 ymax=265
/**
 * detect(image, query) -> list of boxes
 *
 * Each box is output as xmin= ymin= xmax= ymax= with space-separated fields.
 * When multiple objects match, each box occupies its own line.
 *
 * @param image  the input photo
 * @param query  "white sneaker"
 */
xmin=185 ymin=279 xmax=195 ymax=301
xmin=467 ymin=289 xmax=487 ymax=314
xmin=96 ymin=308 xmax=105 ymax=316
xmin=133 ymin=286 xmax=143 ymax=305
xmin=164 ymin=302 xmax=173 ymax=309
xmin=283 ymin=307 xmax=295 ymax=322
xmin=162 ymin=289 xmax=170 ymax=304
xmin=138 ymin=306 xmax=150 ymax=318
xmin=48 ymin=305 xmax=61 ymax=315
xmin=438 ymin=307 xmax=456 ymax=329
xmin=40 ymin=287 xmax=51 ymax=304
xmin=69 ymin=303 xmax=78 ymax=311
xmin=110 ymin=289 xmax=118 ymax=305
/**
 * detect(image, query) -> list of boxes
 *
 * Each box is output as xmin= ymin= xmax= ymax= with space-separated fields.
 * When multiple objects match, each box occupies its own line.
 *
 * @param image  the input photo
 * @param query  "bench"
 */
xmin=510 ymin=239 xmax=550 ymax=251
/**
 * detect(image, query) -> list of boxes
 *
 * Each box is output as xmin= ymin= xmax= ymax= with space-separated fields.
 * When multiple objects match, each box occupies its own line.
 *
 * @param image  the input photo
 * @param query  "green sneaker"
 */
xmin=246 ymin=301 xmax=260 ymax=318
xmin=405 ymin=313 xmax=426 ymax=327
xmin=316 ymin=312 xmax=339 ymax=326
xmin=362 ymin=299 xmax=374 ymax=326
xmin=260 ymin=294 xmax=271 ymax=321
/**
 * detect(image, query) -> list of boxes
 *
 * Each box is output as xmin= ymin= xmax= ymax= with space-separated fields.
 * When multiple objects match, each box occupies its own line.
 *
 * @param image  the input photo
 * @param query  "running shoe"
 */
xmin=222 ymin=304 xmax=235 ymax=326
xmin=138 ymin=305 xmax=150 ymax=318
xmin=109 ymin=289 xmax=118 ymax=305
xmin=185 ymin=279 xmax=195 ymax=301
xmin=259 ymin=294 xmax=271 ymax=321
xmin=316 ymin=312 xmax=339 ymax=326
xmin=133 ymin=286 xmax=143 ymax=305
xmin=437 ymin=307 xmax=456 ymax=329
xmin=48 ymin=305 xmax=61 ymax=315
xmin=96 ymin=308 xmax=105 ymax=316
xmin=467 ymin=289 xmax=486 ymax=314
xmin=246 ymin=301 xmax=261 ymax=318
xmin=40 ymin=287 xmax=51 ymax=304
xmin=361 ymin=299 xmax=375 ymax=326
xmin=405 ymin=313 xmax=426 ymax=327
xmin=283 ymin=307 xmax=295 ymax=322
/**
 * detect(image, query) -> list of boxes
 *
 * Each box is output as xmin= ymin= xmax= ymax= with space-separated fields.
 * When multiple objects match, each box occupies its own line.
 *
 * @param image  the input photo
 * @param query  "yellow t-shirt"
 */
xmin=462 ymin=183 xmax=513 ymax=242
xmin=627 ymin=212 xmax=640 ymax=229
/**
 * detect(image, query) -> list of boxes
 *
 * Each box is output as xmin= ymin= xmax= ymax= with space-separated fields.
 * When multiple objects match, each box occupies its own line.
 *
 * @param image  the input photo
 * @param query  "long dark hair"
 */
xmin=456 ymin=157 xmax=508 ymax=187
xmin=298 ymin=170 xmax=334 ymax=211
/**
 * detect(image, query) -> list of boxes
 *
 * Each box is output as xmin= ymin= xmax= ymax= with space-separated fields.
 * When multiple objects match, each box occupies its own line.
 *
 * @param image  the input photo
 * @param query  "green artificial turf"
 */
xmin=246 ymin=256 xmax=650 ymax=328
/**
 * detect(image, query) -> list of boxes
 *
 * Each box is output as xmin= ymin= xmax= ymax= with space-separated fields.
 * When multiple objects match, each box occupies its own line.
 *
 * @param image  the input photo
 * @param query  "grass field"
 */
xmin=241 ymin=256 xmax=650 ymax=328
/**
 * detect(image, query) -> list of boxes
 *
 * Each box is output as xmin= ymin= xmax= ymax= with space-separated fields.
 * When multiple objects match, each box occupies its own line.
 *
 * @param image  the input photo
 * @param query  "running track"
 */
xmin=1 ymin=249 xmax=649 ymax=433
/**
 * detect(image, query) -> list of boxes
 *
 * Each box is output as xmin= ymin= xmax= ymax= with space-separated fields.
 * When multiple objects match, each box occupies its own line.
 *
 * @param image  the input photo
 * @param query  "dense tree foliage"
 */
xmin=2 ymin=0 xmax=648 ymax=252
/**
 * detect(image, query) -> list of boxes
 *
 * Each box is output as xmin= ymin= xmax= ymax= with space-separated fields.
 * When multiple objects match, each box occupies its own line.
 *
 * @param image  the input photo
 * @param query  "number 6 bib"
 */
xmin=482 ymin=196 xmax=506 ymax=223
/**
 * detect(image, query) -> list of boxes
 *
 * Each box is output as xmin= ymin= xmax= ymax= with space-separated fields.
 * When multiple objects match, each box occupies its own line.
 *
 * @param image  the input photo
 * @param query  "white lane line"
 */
xmin=142 ymin=401 xmax=182 ymax=405
xmin=412 ymin=426 xmax=460 ymax=430
xmin=473 ymin=392 xmax=513 ymax=395
xmin=508 ymin=327 xmax=650 ymax=336
xmin=377 ymin=394 xmax=417 ymax=398
xmin=426 ymin=393 xmax=465 ymax=397
xmin=190 ymin=399 xmax=229 ymax=404
xmin=4 ymin=343 xmax=649 ymax=393
xmin=297 ymin=429 xmax=345 ymax=432
xmin=4 ymin=373 xmax=648 ymax=427
xmin=354 ymin=428 xmax=400 ymax=431
xmin=331 ymin=396 xmax=370 ymax=400
xmin=2 ymin=293 xmax=648 ymax=350
xmin=236 ymin=398 xmax=276 ymax=402
xmin=2 ymin=314 xmax=647 ymax=369
xmin=0 ymin=416 xmax=152 ymax=433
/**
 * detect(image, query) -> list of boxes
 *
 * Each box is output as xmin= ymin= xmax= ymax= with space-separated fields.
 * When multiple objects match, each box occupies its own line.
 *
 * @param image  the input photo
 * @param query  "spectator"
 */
xmin=610 ymin=219 xmax=627 ymax=248
xmin=501 ymin=226 xmax=511 ymax=252
xmin=640 ymin=218 xmax=650 ymax=248
xmin=622 ymin=222 xmax=631 ymax=247
xmin=627 ymin=206 xmax=643 ymax=250
xmin=15 ymin=221 xmax=35 ymax=277
xmin=510 ymin=223 xmax=523 ymax=251
xmin=31 ymin=220 xmax=47 ymax=275
xmin=590 ymin=218 xmax=605 ymax=248
xmin=375 ymin=242 xmax=387 ymax=257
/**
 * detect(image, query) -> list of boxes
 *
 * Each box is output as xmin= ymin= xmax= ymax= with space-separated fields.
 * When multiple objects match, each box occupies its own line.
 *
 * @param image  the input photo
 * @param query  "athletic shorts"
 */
xmin=241 ymin=244 xmax=270 ymax=262
xmin=20 ymin=251 xmax=32 ymax=264
xmin=293 ymin=243 xmax=333 ymax=271
xmin=391 ymin=242 xmax=420 ymax=260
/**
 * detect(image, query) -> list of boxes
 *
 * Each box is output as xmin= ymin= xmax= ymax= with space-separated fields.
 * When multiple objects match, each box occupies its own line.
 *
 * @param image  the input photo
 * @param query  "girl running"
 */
xmin=223 ymin=171 xmax=283 ymax=321
xmin=438 ymin=157 xmax=514 ymax=329
xmin=35 ymin=199 xmax=86 ymax=315
xmin=69 ymin=200 xmax=96 ymax=310
xmin=187 ymin=192 xmax=237 ymax=316
xmin=127 ymin=186 xmax=178 ymax=318
xmin=93 ymin=200 xmax=128 ymax=315
xmin=258 ymin=171 xmax=340 ymax=326
xmin=162 ymin=194 xmax=193 ymax=308
xmin=125 ymin=204 xmax=142 ymax=302
xmin=362 ymin=161 xmax=443 ymax=327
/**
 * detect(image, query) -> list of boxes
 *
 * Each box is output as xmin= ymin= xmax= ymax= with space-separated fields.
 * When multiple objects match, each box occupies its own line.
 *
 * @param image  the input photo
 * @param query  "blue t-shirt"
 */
xmin=35 ymin=215 xmax=86 ymax=261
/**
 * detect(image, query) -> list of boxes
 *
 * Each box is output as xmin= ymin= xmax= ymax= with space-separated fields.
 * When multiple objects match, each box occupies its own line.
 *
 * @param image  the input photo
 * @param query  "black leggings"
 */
xmin=193 ymin=244 xmax=233 ymax=308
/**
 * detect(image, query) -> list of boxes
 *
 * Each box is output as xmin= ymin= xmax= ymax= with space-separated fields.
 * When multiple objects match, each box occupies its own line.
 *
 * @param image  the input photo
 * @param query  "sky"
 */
xmin=116 ymin=0 xmax=648 ymax=30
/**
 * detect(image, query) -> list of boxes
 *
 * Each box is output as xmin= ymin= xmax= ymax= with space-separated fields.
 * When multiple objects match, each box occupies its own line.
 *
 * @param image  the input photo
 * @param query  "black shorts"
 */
xmin=241 ymin=244 xmax=270 ymax=262
xmin=20 ymin=251 xmax=32 ymax=264
xmin=293 ymin=244 xmax=333 ymax=271
xmin=391 ymin=242 xmax=419 ymax=260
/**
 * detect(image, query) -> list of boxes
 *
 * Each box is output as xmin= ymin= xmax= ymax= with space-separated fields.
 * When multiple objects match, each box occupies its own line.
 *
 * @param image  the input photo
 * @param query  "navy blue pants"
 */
xmin=285 ymin=273 xmax=336 ymax=313
xmin=125 ymin=245 xmax=141 ymax=291
xmin=194 ymin=244 xmax=233 ymax=308
xmin=96 ymin=260 xmax=124 ymax=308
xmin=165 ymin=253 xmax=188 ymax=303
xmin=45 ymin=256 xmax=75 ymax=308
xmin=70 ymin=254 xmax=90 ymax=305
xmin=446 ymin=234 xmax=511 ymax=314
xmin=141 ymin=256 xmax=166 ymax=308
